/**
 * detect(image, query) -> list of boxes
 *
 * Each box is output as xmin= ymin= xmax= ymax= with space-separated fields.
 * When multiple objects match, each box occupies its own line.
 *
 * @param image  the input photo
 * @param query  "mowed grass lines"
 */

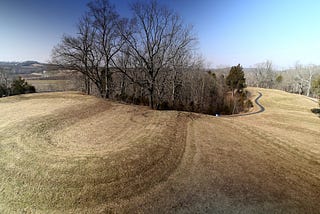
xmin=128 ymin=88 xmax=319 ymax=213
xmin=0 ymin=89 xmax=319 ymax=213
xmin=0 ymin=92 xmax=188 ymax=213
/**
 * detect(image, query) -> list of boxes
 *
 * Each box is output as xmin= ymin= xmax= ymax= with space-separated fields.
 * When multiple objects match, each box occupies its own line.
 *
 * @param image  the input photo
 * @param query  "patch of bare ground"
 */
xmin=0 ymin=88 xmax=319 ymax=213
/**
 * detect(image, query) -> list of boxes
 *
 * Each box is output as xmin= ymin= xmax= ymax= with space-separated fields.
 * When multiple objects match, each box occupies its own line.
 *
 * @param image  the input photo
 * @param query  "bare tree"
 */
xmin=52 ymin=0 xmax=121 ymax=98
xmin=117 ymin=1 xmax=196 ymax=109
xmin=0 ymin=68 xmax=10 ymax=96
xmin=0 ymin=68 xmax=9 ymax=87
xmin=52 ymin=0 xmax=249 ymax=115
xmin=294 ymin=63 xmax=317 ymax=97
xmin=254 ymin=60 xmax=275 ymax=88
xmin=88 ymin=0 xmax=122 ymax=98
xmin=312 ymin=75 xmax=320 ymax=100
xmin=52 ymin=14 xmax=100 ymax=95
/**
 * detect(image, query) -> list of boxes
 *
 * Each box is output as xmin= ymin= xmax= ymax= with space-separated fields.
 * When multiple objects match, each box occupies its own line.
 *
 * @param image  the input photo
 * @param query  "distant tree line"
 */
xmin=246 ymin=60 xmax=320 ymax=100
xmin=52 ymin=0 xmax=250 ymax=115
xmin=0 ymin=69 xmax=36 ymax=97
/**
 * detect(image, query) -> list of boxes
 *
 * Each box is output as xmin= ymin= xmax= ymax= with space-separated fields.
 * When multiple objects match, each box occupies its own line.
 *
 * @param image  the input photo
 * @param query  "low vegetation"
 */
xmin=0 ymin=75 xmax=35 ymax=97
xmin=311 ymin=108 xmax=320 ymax=117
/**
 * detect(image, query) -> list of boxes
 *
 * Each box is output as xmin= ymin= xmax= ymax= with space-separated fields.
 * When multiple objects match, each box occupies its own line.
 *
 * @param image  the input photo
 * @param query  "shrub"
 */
xmin=0 ymin=84 xmax=8 ymax=97
xmin=245 ymin=100 xmax=254 ymax=109
xmin=311 ymin=108 xmax=320 ymax=114
xmin=11 ymin=76 xmax=36 ymax=95
xmin=158 ymin=101 xmax=170 ymax=110
xmin=25 ymin=85 xmax=36 ymax=93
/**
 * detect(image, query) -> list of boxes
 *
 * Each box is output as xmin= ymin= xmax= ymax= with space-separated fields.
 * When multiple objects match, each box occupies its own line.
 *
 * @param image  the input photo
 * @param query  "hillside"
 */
xmin=0 ymin=61 xmax=62 ymax=75
xmin=0 ymin=88 xmax=319 ymax=213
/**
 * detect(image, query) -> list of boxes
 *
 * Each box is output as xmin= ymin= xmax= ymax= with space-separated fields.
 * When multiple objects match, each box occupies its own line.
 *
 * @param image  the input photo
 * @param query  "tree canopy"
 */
xmin=226 ymin=64 xmax=246 ymax=95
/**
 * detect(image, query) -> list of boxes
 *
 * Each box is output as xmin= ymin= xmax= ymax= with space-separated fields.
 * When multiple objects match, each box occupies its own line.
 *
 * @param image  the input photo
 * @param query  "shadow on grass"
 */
xmin=311 ymin=108 xmax=320 ymax=117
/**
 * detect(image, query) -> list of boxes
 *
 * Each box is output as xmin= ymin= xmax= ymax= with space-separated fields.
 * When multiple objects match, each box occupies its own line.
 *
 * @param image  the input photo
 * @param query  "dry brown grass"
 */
xmin=27 ymin=80 xmax=77 ymax=92
xmin=0 ymin=88 xmax=319 ymax=213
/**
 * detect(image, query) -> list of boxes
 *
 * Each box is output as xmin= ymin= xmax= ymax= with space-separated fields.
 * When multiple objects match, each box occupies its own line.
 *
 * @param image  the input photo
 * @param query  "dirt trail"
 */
xmin=0 ymin=89 xmax=319 ymax=213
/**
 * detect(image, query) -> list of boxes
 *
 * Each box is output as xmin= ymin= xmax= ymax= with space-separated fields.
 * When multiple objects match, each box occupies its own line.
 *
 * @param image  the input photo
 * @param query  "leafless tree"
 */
xmin=294 ymin=62 xmax=317 ymax=96
xmin=52 ymin=0 xmax=249 ymax=115
xmin=253 ymin=60 xmax=275 ymax=88
xmin=52 ymin=0 xmax=121 ymax=98
xmin=52 ymin=14 xmax=99 ymax=95
xmin=0 ymin=68 xmax=9 ymax=87
xmin=88 ymin=0 xmax=122 ymax=98
xmin=0 ymin=68 xmax=10 ymax=96
xmin=117 ymin=1 xmax=196 ymax=108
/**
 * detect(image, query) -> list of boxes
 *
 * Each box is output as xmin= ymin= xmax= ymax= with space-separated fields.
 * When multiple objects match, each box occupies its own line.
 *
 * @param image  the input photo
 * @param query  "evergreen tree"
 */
xmin=226 ymin=64 xmax=246 ymax=97
xmin=275 ymin=74 xmax=283 ymax=84
xmin=11 ymin=77 xmax=36 ymax=95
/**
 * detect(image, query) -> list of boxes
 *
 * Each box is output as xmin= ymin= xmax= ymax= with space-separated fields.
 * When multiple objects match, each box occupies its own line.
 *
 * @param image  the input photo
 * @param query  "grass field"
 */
xmin=0 ymin=88 xmax=319 ymax=213
xmin=27 ymin=79 xmax=77 ymax=92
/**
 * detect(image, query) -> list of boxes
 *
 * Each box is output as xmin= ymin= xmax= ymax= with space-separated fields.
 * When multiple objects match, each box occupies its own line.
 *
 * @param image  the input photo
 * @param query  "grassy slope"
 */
xmin=0 ymin=89 xmax=319 ymax=213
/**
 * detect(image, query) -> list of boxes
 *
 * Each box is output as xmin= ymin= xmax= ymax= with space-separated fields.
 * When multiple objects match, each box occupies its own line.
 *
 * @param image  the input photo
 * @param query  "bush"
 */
xmin=311 ymin=108 xmax=320 ymax=114
xmin=11 ymin=77 xmax=36 ymax=95
xmin=244 ymin=100 xmax=254 ymax=109
xmin=25 ymin=85 xmax=36 ymax=93
xmin=0 ymin=84 xmax=8 ymax=97
xmin=158 ymin=101 xmax=170 ymax=110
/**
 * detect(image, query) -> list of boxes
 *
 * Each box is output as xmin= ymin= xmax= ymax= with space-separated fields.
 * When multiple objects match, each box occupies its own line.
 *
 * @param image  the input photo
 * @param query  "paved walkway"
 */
xmin=221 ymin=92 xmax=264 ymax=117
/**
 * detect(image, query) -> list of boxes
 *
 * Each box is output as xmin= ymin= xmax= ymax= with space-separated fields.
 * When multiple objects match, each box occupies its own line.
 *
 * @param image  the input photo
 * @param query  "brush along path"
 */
xmin=221 ymin=91 xmax=265 ymax=117
xmin=0 ymin=89 xmax=319 ymax=213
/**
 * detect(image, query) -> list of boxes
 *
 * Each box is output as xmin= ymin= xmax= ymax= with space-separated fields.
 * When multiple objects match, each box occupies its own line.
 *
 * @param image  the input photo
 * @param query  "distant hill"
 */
xmin=17 ymin=61 xmax=41 ymax=67
xmin=0 ymin=61 xmax=61 ymax=74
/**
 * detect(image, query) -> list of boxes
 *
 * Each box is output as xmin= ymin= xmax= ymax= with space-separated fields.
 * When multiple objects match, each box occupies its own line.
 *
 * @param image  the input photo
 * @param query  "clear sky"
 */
xmin=1 ymin=0 xmax=320 ymax=68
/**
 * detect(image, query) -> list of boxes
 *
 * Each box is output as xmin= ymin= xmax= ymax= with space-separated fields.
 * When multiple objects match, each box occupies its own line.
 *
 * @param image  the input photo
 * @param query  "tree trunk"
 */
xmin=172 ymin=71 xmax=176 ymax=107
xmin=120 ymin=73 xmax=126 ymax=99
xmin=307 ymin=73 xmax=313 ymax=97
xmin=307 ymin=82 xmax=311 ymax=97
xmin=100 ymin=69 xmax=107 ymax=98
xmin=201 ymin=77 xmax=205 ymax=110
xmin=232 ymin=96 xmax=237 ymax=114
xmin=85 ymin=76 xmax=90 ymax=95
xmin=148 ymin=83 xmax=154 ymax=109
xmin=231 ymin=87 xmax=236 ymax=114
xmin=298 ymin=82 xmax=303 ymax=95
xmin=106 ymin=67 xmax=113 ymax=99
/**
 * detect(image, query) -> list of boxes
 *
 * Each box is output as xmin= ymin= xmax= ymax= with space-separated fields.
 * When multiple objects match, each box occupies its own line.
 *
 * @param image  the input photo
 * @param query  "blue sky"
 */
xmin=1 ymin=0 xmax=320 ymax=68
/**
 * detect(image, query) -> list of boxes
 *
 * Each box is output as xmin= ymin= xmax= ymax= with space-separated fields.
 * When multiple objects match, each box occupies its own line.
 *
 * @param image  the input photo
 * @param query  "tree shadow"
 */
xmin=311 ymin=108 xmax=320 ymax=117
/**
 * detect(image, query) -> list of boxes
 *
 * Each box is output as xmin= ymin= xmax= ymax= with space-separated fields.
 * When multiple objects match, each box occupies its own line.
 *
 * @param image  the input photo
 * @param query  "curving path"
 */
xmin=221 ymin=91 xmax=264 ymax=117
xmin=306 ymin=96 xmax=319 ymax=104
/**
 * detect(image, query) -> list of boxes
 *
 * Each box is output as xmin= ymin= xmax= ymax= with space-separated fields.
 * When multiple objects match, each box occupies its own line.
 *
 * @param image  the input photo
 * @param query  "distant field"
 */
xmin=27 ymin=79 xmax=77 ymax=92
xmin=0 ymin=88 xmax=319 ymax=213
